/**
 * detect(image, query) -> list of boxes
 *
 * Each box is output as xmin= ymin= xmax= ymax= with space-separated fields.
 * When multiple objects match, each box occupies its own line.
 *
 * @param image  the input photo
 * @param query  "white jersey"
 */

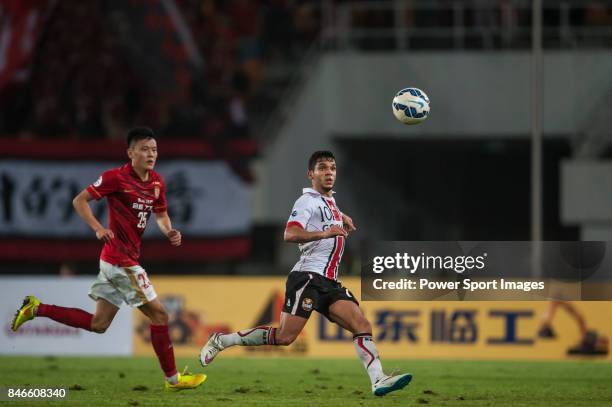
xmin=286 ymin=188 xmax=346 ymax=280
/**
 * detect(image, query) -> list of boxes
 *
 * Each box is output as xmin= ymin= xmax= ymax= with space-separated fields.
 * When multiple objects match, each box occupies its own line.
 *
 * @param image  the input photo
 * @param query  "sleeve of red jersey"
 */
xmin=87 ymin=170 xmax=118 ymax=201
xmin=153 ymin=178 xmax=168 ymax=213
xmin=286 ymin=196 xmax=312 ymax=230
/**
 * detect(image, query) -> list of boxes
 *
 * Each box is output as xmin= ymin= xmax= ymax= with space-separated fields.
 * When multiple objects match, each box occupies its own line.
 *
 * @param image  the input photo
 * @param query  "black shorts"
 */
xmin=282 ymin=271 xmax=359 ymax=320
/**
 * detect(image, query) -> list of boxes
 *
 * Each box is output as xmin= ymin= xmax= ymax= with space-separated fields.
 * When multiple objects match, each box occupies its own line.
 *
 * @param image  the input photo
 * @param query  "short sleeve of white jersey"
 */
xmin=286 ymin=195 xmax=313 ymax=229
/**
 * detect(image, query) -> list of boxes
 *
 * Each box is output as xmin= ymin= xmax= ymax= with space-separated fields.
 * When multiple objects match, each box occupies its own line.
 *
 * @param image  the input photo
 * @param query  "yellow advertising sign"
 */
xmin=133 ymin=277 xmax=611 ymax=361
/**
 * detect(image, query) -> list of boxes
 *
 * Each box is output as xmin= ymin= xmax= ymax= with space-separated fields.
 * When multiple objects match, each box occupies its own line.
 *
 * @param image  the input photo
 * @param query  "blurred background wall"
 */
xmin=4 ymin=0 xmax=612 ymax=276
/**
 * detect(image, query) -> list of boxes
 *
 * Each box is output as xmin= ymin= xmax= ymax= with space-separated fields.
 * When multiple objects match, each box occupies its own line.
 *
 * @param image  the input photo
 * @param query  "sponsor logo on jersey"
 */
xmin=302 ymin=298 xmax=313 ymax=312
xmin=93 ymin=176 xmax=102 ymax=187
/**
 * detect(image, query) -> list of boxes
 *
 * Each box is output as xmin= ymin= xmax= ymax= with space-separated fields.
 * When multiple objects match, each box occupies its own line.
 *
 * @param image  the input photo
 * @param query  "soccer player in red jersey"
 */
xmin=11 ymin=127 xmax=206 ymax=391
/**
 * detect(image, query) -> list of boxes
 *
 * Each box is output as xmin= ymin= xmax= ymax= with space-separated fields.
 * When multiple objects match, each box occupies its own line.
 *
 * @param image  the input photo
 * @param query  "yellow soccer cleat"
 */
xmin=164 ymin=366 xmax=207 ymax=392
xmin=11 ymin=296 xmax=41 ymax=332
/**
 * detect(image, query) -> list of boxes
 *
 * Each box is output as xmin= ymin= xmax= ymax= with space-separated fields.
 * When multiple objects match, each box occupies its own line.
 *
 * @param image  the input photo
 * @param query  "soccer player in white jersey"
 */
xmin=200 ymin=151 xmax=412 ymax=396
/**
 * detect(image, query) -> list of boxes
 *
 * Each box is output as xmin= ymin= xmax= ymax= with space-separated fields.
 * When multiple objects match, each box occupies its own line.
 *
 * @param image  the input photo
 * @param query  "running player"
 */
xmin=199 ymin=150 xmax=412 ymax=396
xmin=11 ymin=127 xmax=206 ymax=392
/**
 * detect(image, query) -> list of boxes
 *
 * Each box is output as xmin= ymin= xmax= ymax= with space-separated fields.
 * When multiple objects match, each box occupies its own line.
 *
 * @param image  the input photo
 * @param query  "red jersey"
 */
xmin=86 ymin=163 xmax=167 ymax=266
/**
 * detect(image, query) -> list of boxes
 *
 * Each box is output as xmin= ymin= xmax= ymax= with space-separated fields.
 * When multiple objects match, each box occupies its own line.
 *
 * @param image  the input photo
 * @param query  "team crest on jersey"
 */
xmin=152 ymin=181 xmax=160 ymax=198
xmin=93 ymin=176 xmax=102 ymax=187
xmin=301 ymin=298 xmax=313 ymax=312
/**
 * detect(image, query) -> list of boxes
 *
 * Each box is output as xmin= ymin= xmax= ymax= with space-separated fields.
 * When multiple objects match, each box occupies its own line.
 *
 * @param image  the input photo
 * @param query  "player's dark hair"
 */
xmin=126 ymin=127 xmax=156 ymax=147
xmin=308 ymin=150 xmax=336 ymax=171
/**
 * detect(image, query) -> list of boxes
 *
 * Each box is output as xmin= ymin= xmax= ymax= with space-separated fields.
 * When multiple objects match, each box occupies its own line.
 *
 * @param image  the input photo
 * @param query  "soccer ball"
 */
xmin=392 ymin=88 xmax=430 ymax=125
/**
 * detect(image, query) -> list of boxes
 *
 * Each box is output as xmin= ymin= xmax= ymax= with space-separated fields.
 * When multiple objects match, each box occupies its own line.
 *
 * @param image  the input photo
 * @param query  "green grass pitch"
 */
xmin=1 ymin=356 xmax=611 ymax=406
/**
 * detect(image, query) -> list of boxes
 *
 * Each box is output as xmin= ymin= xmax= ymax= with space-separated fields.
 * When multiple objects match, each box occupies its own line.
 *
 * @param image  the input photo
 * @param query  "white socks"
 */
xmin=218 ymin=329 xmax=385 ymax=385
xmin=219 ymin=326 xmax=277 ymax=348
xmin=166 ymin=373 xmax=179 ymax=385
xmin=353 ymin=333 xmax=385 ymax=384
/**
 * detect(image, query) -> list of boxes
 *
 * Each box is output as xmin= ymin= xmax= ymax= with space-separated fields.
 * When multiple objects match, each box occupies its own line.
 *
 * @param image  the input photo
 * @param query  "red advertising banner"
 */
xmin=0 ymin=0 xmax=48 ymax=92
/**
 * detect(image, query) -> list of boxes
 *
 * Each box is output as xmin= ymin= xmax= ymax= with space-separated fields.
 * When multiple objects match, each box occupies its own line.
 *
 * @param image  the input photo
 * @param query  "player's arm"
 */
xmin=285 ymin=196 xmax=349 ymax=243
xmin=341 ymin=212 xmax=356 ymax=232
xmin=154 ymin=211 xmax=181 ymax=246
xmin=284 ymin=224 xmax=347 ymax=244
xmin=72 ymin=189 xmax=114 ymax=242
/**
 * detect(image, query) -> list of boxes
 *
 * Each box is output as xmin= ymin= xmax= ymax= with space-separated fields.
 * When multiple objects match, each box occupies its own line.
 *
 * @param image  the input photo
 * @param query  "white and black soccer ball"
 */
xmin=392 ymin=87 xmax=430 ymax=125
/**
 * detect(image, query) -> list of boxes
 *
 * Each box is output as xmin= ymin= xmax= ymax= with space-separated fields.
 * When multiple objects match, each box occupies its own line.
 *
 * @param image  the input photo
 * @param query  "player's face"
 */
xmin=128 ymin=138 xmax=158 ymax=171
xmin=309 ymin=158 xmax=336 ymax=192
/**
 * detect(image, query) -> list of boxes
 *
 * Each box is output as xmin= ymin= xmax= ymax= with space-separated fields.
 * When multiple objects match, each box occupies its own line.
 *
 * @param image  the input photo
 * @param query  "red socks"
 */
xmin=36 ymin=306 xmax=177 ymax=379
xmin=150 ymin=325 xmax=178 ymax=378
xmin=37 ymin=303 xmax=93 ymax=331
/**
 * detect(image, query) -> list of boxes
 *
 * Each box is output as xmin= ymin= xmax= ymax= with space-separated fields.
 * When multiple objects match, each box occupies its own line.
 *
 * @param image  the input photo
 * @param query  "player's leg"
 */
xmin=327 ymin=299 xmax=412 ymax=396
xmin=276 ymin=311 xmax=309 ymax=345
xmin=200 ymin=312 xmax=308 ymax=367
xmin=220 ymin=311 xmax=308 ymax=348
xmin=138 ymin=298 xmax=177 ymax=380
xmin=138 ymin=295 xmax=206 ymax=390
xmin=12 ymin=296 xmax=90 ymax=332
xmin=13 ymin=260 xmax=125 ymax=332
xmin=200 ymin=271 xmax=314 ymax=366
xmin=90 ymin=298 xmax=119 ymax=333
xmin=107 ymin=262 xmax=204 ymax=391
xmin=11 ymin=296 xmax=117 ymax=333
xmin=327 ymin=300 xmax=384 ymax=382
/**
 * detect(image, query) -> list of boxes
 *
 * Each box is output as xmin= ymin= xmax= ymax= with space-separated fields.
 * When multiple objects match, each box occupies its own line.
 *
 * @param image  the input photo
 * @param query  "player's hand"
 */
xmin=342 ymin=213 xmax=356 ymax=232
xmin=95 ymin=228 xmax=114 ymax=242
xmin=167 ymin=229 xmax=182 ymax=246
xmin=324 ymin=225 xmax=348 ymax=239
